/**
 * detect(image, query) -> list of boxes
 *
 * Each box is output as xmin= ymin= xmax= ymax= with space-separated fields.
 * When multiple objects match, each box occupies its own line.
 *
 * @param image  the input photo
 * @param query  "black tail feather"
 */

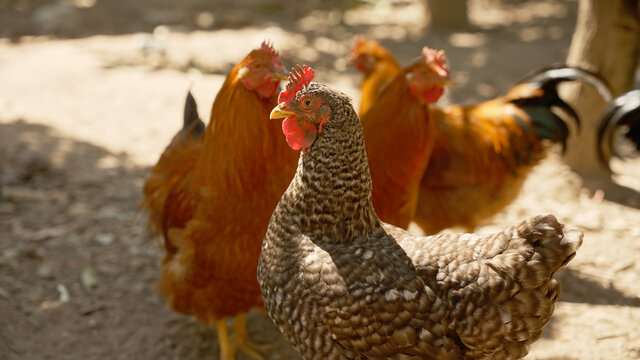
xmin=597 ymin=89 xmax=640 ymax=167
xmin=513 ymin=66 xmax=612 ymax=152
xmin=519 ymin=65 xmax=613 ymax=104
xmin=183 ymin=90 xmax=205 ymax=138
xmin=549 ymin=97 xmax=580 ymax=153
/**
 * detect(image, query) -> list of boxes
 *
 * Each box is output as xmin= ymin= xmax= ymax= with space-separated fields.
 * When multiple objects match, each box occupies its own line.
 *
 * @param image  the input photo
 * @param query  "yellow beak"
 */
xmin=271 ymin=69 xmax=288 ymax=81
xmin=270 ymin=104 xmax=295 ymax=120
xmin=441 ymin=79 xmax=455 ymax=88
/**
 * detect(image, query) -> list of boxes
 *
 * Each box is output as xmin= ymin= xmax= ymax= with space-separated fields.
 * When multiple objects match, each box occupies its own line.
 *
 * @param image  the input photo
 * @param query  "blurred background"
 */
xmin=0 ymin=0 xmax=639 ymax=359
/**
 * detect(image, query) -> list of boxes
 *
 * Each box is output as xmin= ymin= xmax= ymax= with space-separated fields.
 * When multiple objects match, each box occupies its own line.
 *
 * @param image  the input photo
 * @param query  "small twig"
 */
xmin=612 ymin=261 xmax=635 ymax=273
xmin=80 ymin=304 xmax=105 ymax=316
xmin=596 ymin=332 xmax=627 ymax=341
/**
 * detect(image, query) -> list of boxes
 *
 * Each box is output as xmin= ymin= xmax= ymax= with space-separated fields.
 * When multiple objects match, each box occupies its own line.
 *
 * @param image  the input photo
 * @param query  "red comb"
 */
xmin=350 ymin=37 xmax=369 ymax=59
xmin=261 ymin=40 xmax=283 ymax=68
xmin=352 ymin=37 xmax=368 ymax=51
xmin=422 ymin=47 xmax=449 ymax=78
xmin=278 ymin=65 xmax=315 ymax=104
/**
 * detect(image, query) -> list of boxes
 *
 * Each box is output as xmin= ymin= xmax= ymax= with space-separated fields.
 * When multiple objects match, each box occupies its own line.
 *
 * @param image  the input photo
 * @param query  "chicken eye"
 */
xmin=302 ymin=98 xmax=314 ymax=109
xmin=254 ymin=63 xmax=262 ymax=69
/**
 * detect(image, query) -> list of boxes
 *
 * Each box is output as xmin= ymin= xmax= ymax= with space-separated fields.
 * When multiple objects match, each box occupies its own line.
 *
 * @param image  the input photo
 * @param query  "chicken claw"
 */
xmin=231 ymin=314 xmax=273 ymax=360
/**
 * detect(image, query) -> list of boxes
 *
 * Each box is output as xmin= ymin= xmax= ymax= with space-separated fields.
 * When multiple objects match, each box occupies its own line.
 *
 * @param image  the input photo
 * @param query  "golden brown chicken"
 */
xmin=141 ymin=42 xmax=297 ymax=360
xmin=360 ymin=46 xmax=451 ymax=229
xmin=350 ymin=37 xmax=402 ymax=115
xmin=258 ymin=66 xmax=583 ymax=360
xmin=142 ymin=90 xmax=204 ymax=249
xmin=353 ymin=39 xmax=611 ymax=234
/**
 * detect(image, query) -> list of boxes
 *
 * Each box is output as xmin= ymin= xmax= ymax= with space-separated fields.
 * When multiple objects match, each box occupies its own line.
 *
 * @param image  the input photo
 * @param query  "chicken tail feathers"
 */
xmin=183 ymin=90 xmax=205 ymax=139
xmin=520 ymin=65 xmax=612 ymax=105
xmin=511 ymin=214 xmax=582 ymax=272
xmin=597 ymin=89 xmax=640 ymax=168
xmin=140 ymin=90 xmax=205 ymax=245
xmin=443 ymin=214 xmax=582 ymax=359
xmin=499 ymin=215 xmax=582 ymax=347
xmin=509 ymin=66 xmax=612 ymax=152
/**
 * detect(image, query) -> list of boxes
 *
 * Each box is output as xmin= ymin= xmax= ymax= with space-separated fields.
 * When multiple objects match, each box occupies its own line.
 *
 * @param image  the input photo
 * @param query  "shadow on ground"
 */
xmin=0 ymin=119 xmax=297 ymax=360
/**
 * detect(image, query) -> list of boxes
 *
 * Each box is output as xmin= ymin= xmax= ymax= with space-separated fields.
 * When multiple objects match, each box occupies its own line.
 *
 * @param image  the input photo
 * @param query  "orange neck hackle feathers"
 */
xmin=352 ymin=38 xmax=403 ymax=116
xmin=350 ymin=37 xmax=369 ymax=62
xmin=350 ymin=37 xmax=400 ymax=75
xmin=194 ymin=44 xmax=294 ymax=192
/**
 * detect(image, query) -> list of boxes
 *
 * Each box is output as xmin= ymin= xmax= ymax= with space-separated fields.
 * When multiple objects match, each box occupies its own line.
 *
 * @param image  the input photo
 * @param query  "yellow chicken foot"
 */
xmin=215 ymin=318 xmax=234 ymax=360
xmin=231 ymin=313 xmax=273 ymax=360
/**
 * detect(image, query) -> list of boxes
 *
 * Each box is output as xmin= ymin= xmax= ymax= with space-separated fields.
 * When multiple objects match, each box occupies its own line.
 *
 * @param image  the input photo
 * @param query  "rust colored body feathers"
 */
xmin=415 ymin=98 xmax=546 ymax=233
xmin=362 ymin=70 xmax=435 ymax=229
xmin=155 ymin=72 xmax=296 ymax=318
xmin=141 ymin=44 xmax=296 ymax=359
xmin=141 ymin=91 xmax=204 ymax=250
xmin=353 ymin=39 xmax=611 ymax=233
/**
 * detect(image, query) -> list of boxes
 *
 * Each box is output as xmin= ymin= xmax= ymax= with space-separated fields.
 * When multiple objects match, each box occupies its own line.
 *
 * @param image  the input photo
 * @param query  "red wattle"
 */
xmin=282 ymin=116 xmax=317 ymax=151
xmin=421 ymin=86 xmax=444 ymax=104
xmin=255 ymin=80 xmax=279 ymax=98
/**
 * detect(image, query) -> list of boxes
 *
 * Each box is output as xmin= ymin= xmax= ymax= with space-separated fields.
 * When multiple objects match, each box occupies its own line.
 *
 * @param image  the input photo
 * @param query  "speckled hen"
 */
xmin=258 ymin=65 xmax=583 ymax=360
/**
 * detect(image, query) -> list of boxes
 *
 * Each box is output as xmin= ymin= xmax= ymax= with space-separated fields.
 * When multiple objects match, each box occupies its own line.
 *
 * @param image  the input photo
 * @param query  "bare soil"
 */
xmin=1 ymin=0 xmax=639 ymax=359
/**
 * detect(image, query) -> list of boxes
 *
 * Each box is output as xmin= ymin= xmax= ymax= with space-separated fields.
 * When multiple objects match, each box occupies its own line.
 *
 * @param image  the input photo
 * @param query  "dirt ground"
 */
xmin=1 ymin=0 xmax=639 ymax=359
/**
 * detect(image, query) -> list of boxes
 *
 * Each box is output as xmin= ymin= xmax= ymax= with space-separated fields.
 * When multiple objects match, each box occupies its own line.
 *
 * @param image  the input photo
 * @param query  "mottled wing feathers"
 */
xmin=396 ymin=214 xmax=582 ymax=359
xmin=299 ymin=231 xmax=460 ymax=359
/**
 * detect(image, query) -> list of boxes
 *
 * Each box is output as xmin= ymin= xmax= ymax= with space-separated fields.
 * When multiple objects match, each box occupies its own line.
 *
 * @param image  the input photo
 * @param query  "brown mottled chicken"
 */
xmin=141 ymin=42 xmax=297 ymax=360
xmin=258 ymin=65 xmax=583 ymax=360
xmin=353 ymin=39 xmax=612 ymax=234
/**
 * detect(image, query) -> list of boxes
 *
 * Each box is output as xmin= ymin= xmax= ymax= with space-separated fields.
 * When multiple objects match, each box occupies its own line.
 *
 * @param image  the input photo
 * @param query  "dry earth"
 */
xmin=0 ymin=0 xmax=639 ymax=359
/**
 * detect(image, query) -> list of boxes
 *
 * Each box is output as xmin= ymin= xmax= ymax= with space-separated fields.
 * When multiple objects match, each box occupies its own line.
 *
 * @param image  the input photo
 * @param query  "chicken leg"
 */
xmin=214 ymin=319 xmax=233 ymax=360
xmin=231 ymin=313 xmax=272 ymax=360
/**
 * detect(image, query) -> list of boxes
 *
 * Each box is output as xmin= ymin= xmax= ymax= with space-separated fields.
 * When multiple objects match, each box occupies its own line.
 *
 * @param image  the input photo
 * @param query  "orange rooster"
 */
xmin=353 ymin=39 xmax=612 ymax=234
xmin=141 ymin=42 xmax=297 ymax=360
xmin=350 ymin=38 xmax=402 ymax=115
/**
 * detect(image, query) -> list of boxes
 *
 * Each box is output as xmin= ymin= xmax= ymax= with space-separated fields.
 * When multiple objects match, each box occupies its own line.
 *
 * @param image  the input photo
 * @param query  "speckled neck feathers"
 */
xmin=277 ymin=83 xmax=379 ymax=242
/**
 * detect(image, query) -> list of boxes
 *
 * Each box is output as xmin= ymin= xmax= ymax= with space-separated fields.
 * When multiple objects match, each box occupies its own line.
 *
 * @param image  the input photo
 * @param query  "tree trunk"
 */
xmin=426 ymin=0 xmax=471 ymax=30
xmin=563 ymin=0 xmax=640 ymax=177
